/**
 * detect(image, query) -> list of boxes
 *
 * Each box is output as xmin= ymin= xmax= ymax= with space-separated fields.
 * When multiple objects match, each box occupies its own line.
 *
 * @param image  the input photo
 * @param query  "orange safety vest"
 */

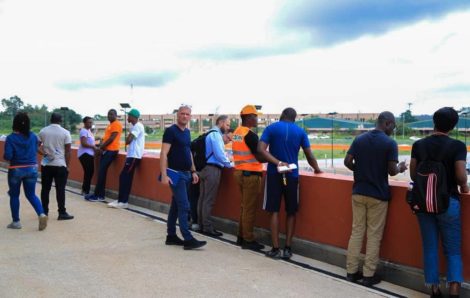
xmin=232 ymin=126 xmax=263 ymax=172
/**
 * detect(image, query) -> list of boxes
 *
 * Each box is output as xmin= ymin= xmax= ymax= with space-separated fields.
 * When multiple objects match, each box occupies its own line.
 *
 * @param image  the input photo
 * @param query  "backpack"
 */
xmin=408 ymin=142 xmax=451 ymax=214
xmin=190 ymin=130 xmax=217 ymax=171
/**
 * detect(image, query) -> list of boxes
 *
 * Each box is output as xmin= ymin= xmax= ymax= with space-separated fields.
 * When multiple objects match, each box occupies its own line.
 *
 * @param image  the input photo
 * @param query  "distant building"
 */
xmin=298 ymin=117 xmax=374 ymax=134
xmin=408 ymin=117 xmax=470 ymax=134
xmin=90 ymin=112 xmax=380 ymax=135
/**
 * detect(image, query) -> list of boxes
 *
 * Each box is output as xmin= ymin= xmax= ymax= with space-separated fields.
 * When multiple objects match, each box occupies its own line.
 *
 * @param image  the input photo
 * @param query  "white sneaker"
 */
xmin=38 ymin=214 xmax=48 ymax=231
xmin=7 ymin=221 xmax=22 ymax=229
xmin=107 ymin=200 xmax=118 ymax=208
xmin=116 ymin=202 xmax=128 ymax=209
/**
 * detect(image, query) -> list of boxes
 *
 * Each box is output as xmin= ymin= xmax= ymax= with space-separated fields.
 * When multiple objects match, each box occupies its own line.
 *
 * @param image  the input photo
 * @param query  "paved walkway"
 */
xmin=0 ymin=170 xmax=426 ymax=298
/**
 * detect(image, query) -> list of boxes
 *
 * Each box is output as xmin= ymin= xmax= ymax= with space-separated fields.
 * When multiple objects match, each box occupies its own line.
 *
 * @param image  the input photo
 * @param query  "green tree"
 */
xmin=22 ymin=104 xmax=49 ymax=126
xmin=52 ymin=108 xmax=82 ymax=133
xmin=1 ymin=95 xmax=24 ymax=118
xmin=399 ymin=110 xmax=417 ymax=123
xmin=144 ymin=126 xmax=154 ymax=134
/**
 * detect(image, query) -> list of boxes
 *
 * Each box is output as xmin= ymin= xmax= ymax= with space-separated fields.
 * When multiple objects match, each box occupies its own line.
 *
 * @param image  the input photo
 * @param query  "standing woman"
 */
xmin=410 ymin=107 xmax=468 ymax=298
xmin=3 ymin=112 xmax=48 ymax=230
xmin=78 ymin=116 xmax=96 ymax=196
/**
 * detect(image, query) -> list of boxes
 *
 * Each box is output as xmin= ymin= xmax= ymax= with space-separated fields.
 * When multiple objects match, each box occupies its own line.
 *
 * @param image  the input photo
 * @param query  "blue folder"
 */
xmin=158 ymin=168 xmax=181 ymax=185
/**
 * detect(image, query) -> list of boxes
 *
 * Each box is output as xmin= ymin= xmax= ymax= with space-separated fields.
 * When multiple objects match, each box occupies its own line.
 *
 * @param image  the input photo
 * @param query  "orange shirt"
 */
xmin=103 ymin=120 xmax=122 ymax=151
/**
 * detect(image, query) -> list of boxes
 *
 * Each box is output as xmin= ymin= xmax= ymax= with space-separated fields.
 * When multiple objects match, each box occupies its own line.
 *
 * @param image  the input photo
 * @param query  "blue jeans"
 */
xmin=167 ymin=171 xmax=193 ymax=241
xmin=94 ymin=150 xmax=118 ymax=197
xmin=417 ymin=197 xmax=462 ymax=285
xmin=118 ymin=158 xmax=140 ymax=203
xmin=8 ymin=166 xmax=44 ymax=222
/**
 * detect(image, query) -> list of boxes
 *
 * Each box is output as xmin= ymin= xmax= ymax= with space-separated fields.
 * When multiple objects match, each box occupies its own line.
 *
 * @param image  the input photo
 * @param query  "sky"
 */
xmin=1 ymin=0 xmax=470 ymax=117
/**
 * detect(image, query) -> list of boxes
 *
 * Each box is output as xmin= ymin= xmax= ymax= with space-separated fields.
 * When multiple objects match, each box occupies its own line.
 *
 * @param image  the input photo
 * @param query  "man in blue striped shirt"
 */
xmin=198 ymin=115 xmax=232 ymax=236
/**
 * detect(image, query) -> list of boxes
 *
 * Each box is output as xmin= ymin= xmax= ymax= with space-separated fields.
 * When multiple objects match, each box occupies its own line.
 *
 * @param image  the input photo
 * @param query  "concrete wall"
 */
xmin=1 ymin=142 xmax=469 ymax=282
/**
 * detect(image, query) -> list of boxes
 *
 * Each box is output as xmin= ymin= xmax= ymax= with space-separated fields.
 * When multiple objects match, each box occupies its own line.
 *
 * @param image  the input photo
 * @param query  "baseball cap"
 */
xmin=127 ymin=108 xmax=140 ymax=118
xmin=240 ymin=105 xmax=261 ymax=115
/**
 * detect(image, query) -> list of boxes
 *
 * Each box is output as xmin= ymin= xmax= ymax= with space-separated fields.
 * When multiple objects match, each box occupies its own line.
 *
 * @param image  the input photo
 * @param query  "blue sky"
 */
xmin=0 ymin=0 xmax=469 ymax=116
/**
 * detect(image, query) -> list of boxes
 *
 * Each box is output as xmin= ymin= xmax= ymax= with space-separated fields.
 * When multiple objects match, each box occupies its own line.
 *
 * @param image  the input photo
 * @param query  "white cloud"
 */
xmin=0 ymin=0 xmax=468 ymax=117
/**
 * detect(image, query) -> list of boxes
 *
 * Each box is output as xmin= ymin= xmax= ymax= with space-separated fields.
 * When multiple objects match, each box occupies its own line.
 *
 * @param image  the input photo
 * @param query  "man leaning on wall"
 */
xmin=232 ymin=105 xmax=266 ymax=250
xmin=344 ymin=111 xmax=407 ymax=287
xmin=258 ymin=107 xmax=323 ymax=260
xmin=197 ymin=115 xmax=232 ymax=237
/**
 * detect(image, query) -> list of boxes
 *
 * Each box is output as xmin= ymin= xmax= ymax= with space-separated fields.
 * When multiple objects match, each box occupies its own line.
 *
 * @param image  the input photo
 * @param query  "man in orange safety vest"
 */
xmin=232 ymin=105 xmax=266 ymax=250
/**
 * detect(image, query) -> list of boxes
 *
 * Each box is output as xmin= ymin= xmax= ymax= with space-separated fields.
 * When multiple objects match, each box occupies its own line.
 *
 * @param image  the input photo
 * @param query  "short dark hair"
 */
xmin=50 ymin=112 xmax=62 ymax=124
xmin=108 ymin=109 xmax=117 ymax=115
xmin=377 ymin=111 xmax=395 ymax=125
xmin=433 ymin=107 xmax=458 ymax=133
xmin=280 ymin=107 xmax=297 ymax=122
xmin=216 ymin=115 xmax=228 ymax=125
xmin=82 ymin=116 xmax=92 ymax=124
xmin=12 ymin=112 xmax=31 ymax=136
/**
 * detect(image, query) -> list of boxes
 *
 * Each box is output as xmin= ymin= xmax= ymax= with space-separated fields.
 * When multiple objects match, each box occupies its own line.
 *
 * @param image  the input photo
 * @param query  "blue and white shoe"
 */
xmin=84 ymin=194 xmax=104 ymax=202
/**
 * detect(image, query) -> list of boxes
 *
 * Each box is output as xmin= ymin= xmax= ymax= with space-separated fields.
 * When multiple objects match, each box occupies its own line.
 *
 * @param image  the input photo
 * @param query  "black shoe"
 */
xmin=281 ymin=246 xmax=293 ymax=259
xmin=430 ymin=290 xmax=442 ymax=298
xmin=346 ymin=272 xmax=363 ymax=283
xmin=165 ymin=235 xmax=184 ymax=246
xmin=202 ymin=229 xmax=223 ymax=237
xmin=183 ymin=238 xmax=207 ymax=250
xmin=58 ymin=212 xmax=74 ymax=220
xmin=265 ymin=247 xmax=281 ymax=259
xmin=236 ymin=236 xmax=244 ymax=246
xmin=242 ymin=240 xmax=265 ymax=251
xmin=362 ymin=274 xmax=381 ymax=287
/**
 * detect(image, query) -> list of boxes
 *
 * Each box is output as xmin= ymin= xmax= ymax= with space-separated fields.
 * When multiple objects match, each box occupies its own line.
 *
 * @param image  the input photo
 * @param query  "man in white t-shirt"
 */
xmin=108 ymin=108 xmax=145 ymax=208
xmin=39 ymin=113 xmax=74 ymax=220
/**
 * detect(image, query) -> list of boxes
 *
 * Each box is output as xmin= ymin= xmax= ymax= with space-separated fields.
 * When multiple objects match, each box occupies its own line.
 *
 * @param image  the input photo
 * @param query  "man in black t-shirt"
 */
xmin=160 ymin=105 xmax=207 ymax=250
xmin=410 ymin=107 xmax=468 ymax=297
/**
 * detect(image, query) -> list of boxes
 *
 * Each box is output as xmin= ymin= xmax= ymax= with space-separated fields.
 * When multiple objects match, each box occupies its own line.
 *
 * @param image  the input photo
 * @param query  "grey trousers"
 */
xmin=197 ymin=165 xmax=222 ymax=232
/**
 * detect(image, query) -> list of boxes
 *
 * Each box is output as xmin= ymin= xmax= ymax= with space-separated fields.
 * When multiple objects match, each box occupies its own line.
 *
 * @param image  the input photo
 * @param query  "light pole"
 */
xmin=120 ymin=103 xmax=131 ymax=151
xmin=300 ymin=113 xmax=308 ymax=132
xmin=459 ymin=108 xmax=470 ymax=147
xmin=328 ymin=112 xmax=337 ymax=168
xmin=60 ymin=107 xmax=69 ymax=130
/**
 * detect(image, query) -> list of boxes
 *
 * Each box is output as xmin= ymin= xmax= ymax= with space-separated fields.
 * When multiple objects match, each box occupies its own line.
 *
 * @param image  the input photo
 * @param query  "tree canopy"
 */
xmin=0 ymin=96 xmax=82 ymax=133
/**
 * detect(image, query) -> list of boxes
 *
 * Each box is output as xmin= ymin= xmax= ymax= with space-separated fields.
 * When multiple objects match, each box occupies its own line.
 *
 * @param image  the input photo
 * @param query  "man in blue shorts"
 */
xmin=258 ymin=107 xmax=323 ymax=259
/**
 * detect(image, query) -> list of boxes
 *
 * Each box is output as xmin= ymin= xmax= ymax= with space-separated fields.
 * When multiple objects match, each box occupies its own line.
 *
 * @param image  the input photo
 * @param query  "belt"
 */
xmin=8 ymin=164 xmax=37 ymax=169
xmin=206 ymin=163 xmax=223 ymax=169
xmin=241 ymin=170 xmax=262 ymax=177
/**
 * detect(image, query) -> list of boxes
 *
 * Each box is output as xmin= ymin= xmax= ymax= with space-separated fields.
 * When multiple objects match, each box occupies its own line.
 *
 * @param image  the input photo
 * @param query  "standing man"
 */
xmin=39 ymin=113 xmax=74 ymax=220
xmin=108 ymin=109 xmax=145 ymax=209
xmin=344 ymin=111 xmax=407 ymax=287
xmin=86 ymin=109 xmax=122 ymax=202
xmin=198 ymin=115 xmax=232 ymax=236
xmin=161 ymin=105 xmax=207 ymax=250
xmin=232 ymin=105 xmax=265 ymax=250
xmin=258 ymin=107 xmax=323 ymax=259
